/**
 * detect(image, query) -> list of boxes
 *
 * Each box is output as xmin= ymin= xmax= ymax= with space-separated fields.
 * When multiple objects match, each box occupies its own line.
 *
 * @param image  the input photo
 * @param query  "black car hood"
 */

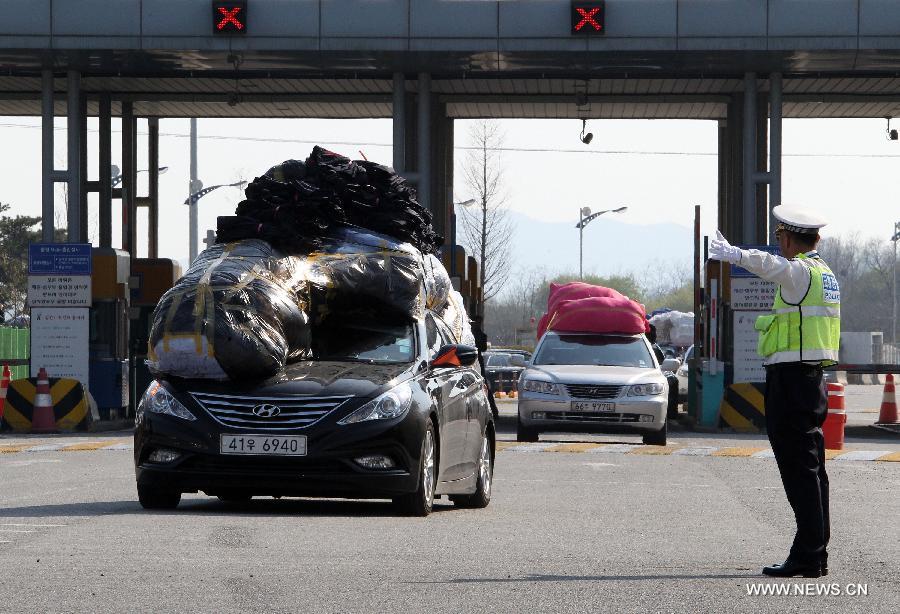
xmin=168 ymin=360 xmax=418 ymax=399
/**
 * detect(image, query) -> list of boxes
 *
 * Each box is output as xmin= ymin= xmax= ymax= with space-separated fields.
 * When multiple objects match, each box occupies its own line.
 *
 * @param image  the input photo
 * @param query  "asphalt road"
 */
xmin=1 ymin=433 xmax=898 ymax=613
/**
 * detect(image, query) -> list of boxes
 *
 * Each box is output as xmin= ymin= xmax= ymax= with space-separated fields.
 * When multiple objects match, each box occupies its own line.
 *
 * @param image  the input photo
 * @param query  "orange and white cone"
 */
xmin=876 ymin=373 xmax=898 ymax=425
xmin=31 ymin=367 xmax=56 ymax=433
xmin=0 ymin=364 xmax=10 ymax=422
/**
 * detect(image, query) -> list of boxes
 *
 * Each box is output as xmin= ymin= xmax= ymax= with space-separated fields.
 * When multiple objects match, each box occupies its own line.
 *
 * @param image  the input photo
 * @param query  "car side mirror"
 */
xmin=660 ymin=358 xmax=680 ymax=373
xmin=432 ymin=344 xmax=479 ymax=368
xmin=508 ymin=355 xmax=527 ymax=368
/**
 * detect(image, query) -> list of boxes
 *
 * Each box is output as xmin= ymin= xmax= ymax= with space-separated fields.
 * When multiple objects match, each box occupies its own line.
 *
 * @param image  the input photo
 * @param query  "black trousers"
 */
xmin=764 ymin=363 xmax=830 ymax=565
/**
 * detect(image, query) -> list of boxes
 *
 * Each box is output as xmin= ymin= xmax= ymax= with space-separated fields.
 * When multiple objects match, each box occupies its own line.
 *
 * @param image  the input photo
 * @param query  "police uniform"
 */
xmin=710 ymin=205 xmax=840 ymax=578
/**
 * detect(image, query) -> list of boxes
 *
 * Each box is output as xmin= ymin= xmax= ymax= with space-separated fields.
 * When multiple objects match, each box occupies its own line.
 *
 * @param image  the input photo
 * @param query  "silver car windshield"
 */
xmin=533 ymin=334 xmax=653 ymax=368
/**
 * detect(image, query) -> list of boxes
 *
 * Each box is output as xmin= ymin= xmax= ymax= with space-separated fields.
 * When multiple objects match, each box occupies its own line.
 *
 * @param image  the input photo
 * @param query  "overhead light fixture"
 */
xmin=580 ymin=119 xmax=593 ymax=145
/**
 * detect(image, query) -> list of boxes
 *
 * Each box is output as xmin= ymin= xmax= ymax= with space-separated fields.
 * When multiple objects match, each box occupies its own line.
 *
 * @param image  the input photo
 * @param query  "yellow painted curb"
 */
xmin=544 ymin=442 xmax=603 ymax=453
xmin=61 ymin=442 xmax=116 ymax=452
xmin=496 ymin=442 xmax=518 ymax=452
xmin=628 ymin=446 xmax=678 ymax=456
xmin=0 ymin=445 xmax=31 ymax=454
xmin=711 ymin=447 xmax=768 ymax=457
xmin=875 ymin=451 xmax=900 ymax=462
xmin=824 ymin=449 xmax=843 ymax=460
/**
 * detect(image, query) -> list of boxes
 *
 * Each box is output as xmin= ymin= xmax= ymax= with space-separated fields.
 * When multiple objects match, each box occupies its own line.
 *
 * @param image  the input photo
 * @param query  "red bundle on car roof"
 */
xmin=538 ymin=282 xmax=649 ymax=339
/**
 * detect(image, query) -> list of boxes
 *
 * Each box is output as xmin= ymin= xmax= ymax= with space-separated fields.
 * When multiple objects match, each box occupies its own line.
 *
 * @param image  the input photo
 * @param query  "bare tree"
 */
xmin=458 ymin=120 xmax=514 ymax=306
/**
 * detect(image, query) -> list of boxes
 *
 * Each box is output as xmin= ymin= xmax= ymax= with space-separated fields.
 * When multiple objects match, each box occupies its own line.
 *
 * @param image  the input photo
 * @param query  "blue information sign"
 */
xmin=28 ymin=243 xmax=92 ymax=275
xmin=730 ymin=245 xmax=781 ymax=278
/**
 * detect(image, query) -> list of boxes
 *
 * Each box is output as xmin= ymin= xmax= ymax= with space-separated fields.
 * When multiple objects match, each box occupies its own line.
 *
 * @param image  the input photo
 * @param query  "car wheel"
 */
xmin=394 ymin=422 xmax=436 ymax=517
xmin=137 ymin=484 xmax=181 ymax=510
xmin=451 ymin=431 xmax=493 ymax=509
xmin=642 ymin=421 xmax=667 ymax=447
xmin=516 ymin=415 xmax=539 ymax=442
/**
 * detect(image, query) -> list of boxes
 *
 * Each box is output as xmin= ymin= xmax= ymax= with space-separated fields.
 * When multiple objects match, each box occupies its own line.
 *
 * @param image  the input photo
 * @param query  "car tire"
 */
xmin=137 ymin=484 xmax=181 ymax=510
xmin=393 ymin=422 xmax=436 ymax=517
xmin=642 ymin=421 xmax=667 ymax=447
xmin=516 ymin=415 xmax=539 ymax=442
xmin=451 ymin=431 xmax=493 ymax=509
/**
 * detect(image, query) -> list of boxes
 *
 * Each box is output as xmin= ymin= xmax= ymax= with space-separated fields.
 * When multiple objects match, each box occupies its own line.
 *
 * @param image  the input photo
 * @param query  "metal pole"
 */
xmin=189 ymin=118 xmax=199 ymax=263
xmin=66 ymin=70 xmax=82 ymax=243
xmin=148 ymin=118 xmax=160 ymax=258
xmin=121 ymin=101 xmax=136 ymax=255
xmin=417 ymin=73 xmax=431 ymax=214
xmin=99 ymin=95 xmax=112 ymax=248
xmin=41 ymin=69 xmax=55 ymax=242
xmin=742 ymin=72 xmax=757 ymax=245
xmin=392 ymin=73 xmax=405 ymax=173
xmin=893 ymin=221 xmax=899 ymax=345
xmin=579 ymin=209 xmax=584 ymax=280
xmin=769 ymin=73 xmax=783 ymax=245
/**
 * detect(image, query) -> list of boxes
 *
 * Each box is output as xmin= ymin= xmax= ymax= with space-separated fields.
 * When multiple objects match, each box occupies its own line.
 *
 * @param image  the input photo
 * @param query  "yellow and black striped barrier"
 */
xmin=1 ymin=377 xmax=92 ymax=433
xmin=718 ymin=383 xmax=766 ymax=432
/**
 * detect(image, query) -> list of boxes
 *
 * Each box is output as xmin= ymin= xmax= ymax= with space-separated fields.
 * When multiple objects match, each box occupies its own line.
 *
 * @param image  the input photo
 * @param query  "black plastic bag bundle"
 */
xmin=147 ymin=240 xmax=311 ymax=381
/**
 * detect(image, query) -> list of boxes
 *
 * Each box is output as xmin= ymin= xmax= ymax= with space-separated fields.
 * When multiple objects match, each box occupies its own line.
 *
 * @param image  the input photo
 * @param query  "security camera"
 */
xmin=579 ymin=119 xmax=593 ymax=145
xmin=227 ymin=92 xmax=241 ymax=107
xmin=891 ymin=129 xmax=898 ymax=141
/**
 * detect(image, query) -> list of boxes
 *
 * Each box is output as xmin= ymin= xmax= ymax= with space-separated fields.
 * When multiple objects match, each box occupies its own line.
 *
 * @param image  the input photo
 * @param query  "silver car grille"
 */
xmin=564 ymin=384 xmax=624 ymax=399
xmin=190 ymin=392 xmax=352 ymax=430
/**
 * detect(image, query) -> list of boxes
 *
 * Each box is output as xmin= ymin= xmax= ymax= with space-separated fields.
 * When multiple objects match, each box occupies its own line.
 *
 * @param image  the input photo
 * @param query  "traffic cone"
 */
xmin=876 ymin=373 xmax=898 ymax=425
xmin=0 ymin=364 xmax=10 ymax=423
xmin=31 ymin=367 xmax=57 ymax=433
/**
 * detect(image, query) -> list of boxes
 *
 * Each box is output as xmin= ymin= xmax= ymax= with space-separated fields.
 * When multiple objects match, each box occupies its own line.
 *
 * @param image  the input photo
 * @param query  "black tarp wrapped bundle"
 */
xmin=147 ymin=240 xmax=311 ymax=381
xmin=148 ymin=147 xmax=465 ymax=382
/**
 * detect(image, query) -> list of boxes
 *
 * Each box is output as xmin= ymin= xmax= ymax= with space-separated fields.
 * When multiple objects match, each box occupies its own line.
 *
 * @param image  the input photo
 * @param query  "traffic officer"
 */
xmin=709 ymin=205 xmax=840 ymax=579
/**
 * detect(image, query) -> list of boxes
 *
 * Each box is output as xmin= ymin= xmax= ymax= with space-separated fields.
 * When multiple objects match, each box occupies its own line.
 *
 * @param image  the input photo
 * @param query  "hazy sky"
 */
xmin=1 ymin=115 xmax=897 ymax=277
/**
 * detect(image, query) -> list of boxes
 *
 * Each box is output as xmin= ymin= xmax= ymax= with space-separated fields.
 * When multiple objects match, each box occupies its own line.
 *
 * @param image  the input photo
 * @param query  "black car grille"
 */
xmin=542 ymin=411 xmax=641 ymax=423
xmin=180 ymin=455 xmax=349 ymax=475
xmin=564 ymin=384 xmax=624 ymax=399
xmin=189 ymin=392 xmax=352 ymax=430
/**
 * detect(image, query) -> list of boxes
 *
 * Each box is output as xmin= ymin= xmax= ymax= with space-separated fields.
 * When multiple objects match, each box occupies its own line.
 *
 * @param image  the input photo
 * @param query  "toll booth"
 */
xmin=89 ymin=248 xmax=131 ymax=420
xmin=129 ymin=259 xmax=182 ymax=412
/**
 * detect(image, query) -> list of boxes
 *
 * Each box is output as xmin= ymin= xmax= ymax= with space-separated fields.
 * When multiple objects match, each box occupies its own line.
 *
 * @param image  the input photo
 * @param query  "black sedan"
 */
xmin=134 ymin=313 xmax=495 ymax=516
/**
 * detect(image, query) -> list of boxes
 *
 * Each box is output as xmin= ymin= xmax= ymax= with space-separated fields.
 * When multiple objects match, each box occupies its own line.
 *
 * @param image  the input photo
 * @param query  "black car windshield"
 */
xmin=313 ymin=322 xmax=416 ymax=364
xmin=486 ymin=353 xmax=512 ymax=367
xmin=533 ymin=334 xmax=653 ymax=368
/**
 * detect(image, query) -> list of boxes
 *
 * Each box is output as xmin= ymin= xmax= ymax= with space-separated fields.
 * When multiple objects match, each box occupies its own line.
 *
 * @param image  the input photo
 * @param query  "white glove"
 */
xmin=709 ymin=230 xmax=743 ymax=263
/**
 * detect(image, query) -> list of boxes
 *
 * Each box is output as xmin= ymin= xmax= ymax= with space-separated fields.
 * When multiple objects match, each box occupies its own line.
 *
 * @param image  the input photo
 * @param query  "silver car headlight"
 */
xmin=138 ymin=380 xmax=196 ymax=421
xmin=338 ymin=382 xmax=413 ymax=425
xmin=626 ymin=383 xmax=666 ymax=397
xmin=522 ymin=379 xmax=561 ymax=395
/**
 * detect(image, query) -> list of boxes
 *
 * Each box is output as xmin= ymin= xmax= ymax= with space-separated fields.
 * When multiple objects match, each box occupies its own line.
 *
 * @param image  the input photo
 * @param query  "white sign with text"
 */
xmin=730 ymin=277 xmax=776 ymax=311
xmin=27 ymin=275 xmax=91 ymax=307
xmin=30 ymin=307 xmax=90 ymax=387
xmin=733 ymin=311 xmax=768 ymax=384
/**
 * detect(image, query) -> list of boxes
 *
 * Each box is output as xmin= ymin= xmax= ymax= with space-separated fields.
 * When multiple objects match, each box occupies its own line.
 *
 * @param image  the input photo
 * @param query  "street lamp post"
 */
xmin=110 ymin=164 xmax=168 ymax=188
xmin=892 ymin=220 xmax=900 ymax=345
xmin=450 ymin=198 xmax=476 ymax=277
xmin=184 ymin=180 xmax=248 ymax=261
xmin=575 ymin=206 xmax=627 ymax=280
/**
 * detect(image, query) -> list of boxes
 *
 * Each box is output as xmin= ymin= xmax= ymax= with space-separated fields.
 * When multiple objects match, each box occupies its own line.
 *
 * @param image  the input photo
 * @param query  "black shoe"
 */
xmin=821 ymin=564 xmax=828 ymax=576
xmin=762 ymin=559 xmax=822 ymax=578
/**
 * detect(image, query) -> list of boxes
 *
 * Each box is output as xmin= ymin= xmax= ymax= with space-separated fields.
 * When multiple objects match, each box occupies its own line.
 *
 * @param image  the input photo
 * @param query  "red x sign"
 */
xmin=571 ymin=2 xmax=605 ymax=35
xmin=212 ymin=1 xmax=247 ymax=34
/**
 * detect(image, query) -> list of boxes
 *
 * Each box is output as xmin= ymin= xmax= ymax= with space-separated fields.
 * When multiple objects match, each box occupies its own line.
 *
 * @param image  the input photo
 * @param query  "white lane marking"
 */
xmin=672 ymin=447 xmax=718 ymax=456
xmin=23 ymin=444 xmax=65 ymax=452
xmin=5 ymin=459 xmax=63 ymax=467
xmin=832 ymin=450 xmax=893 ymax=462
xmin=103 ymin=443 xmax=133 ymax=451
xmin=0 ymin=523 xmax=67 ymax=527
xmin=752 ymin=450 xmax=777 ymax=459
xmin=504 ymin=442 xmax=557 ymax=453
xmin=587 ymin=444 xmax=638 ymax=454
xmin=584 ymin=462 xmax=619 ymax=467
xmin=0 ymin=530 xmax=35 ymax=533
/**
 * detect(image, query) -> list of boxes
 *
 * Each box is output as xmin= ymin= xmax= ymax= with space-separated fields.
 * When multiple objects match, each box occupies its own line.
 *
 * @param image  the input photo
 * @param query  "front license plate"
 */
xmin=571 ymin=401 xmax=615 ymax=412
xmin=220 ymin=434 xmax=307 ymax=456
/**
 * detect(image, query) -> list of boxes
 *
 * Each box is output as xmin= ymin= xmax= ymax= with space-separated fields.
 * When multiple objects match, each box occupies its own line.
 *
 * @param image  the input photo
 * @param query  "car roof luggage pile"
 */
xmin=148 ymin=147 xmax=472 ymax=381
xmin=536 ymin=282 xmax=650 ymax=340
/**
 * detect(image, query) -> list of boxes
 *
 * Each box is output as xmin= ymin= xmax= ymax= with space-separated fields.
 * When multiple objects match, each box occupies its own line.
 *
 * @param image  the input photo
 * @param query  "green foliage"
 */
xmin=0 ymin=203 xmax=66 ymax=320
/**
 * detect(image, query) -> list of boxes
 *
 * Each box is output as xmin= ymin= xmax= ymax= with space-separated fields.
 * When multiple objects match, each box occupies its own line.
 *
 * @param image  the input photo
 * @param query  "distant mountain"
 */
xmin=481 ymin=210 xmax=695 ymax=279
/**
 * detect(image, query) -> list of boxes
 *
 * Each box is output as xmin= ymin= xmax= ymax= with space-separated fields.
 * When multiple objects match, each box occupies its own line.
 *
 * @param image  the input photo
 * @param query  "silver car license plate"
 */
xmin=571 ymin=401 xmax=615 ymax=412
xmin=220 ymin=434 xmax=307 ymax=456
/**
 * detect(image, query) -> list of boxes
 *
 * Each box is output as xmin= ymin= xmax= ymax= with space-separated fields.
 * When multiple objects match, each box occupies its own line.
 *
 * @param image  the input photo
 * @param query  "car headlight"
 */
xmin=626 ymin=383 xmax=666 ymax=397
xmin=138 ymin=380 xmax=196 ymax=421
xmin=338 ymin=382 xmax=413 ymax=425
xmin=522 ymin=379 xmax=561 ymax=395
